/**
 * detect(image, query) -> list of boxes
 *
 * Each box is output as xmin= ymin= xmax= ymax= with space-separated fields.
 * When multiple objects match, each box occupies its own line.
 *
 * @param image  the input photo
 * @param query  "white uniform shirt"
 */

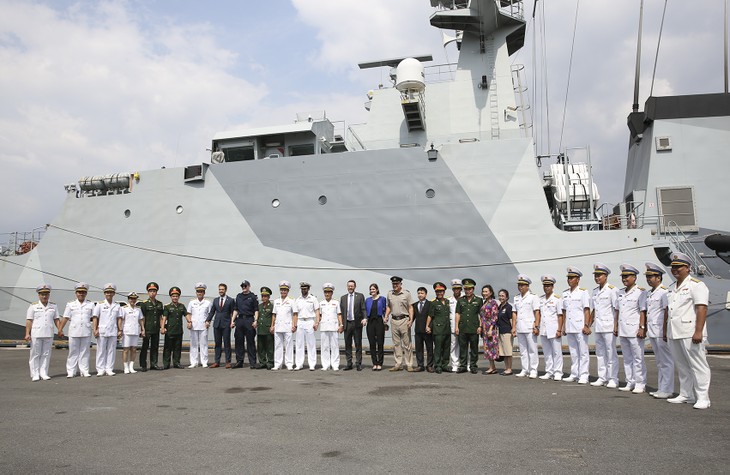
xmin=319 ymin=299 xmax=341 ymax=332
xmin=562 ymin=287 xmax=590 ymax=334
xmin=26 ymin=301 xmax=59 ymax=338
xmin=187 ymin=298 xmax=213 ymax=331
xmin=513 ymin=291 xmax=540 ymax=333
xmin=92 ymin=300 xmax=122 ymax=337
xmin=273 ymin=297 xmax=297 ymax=332
xmin=591 ymin=284 xmax=618 ymax=333
xmin=617 ymin=286 xmax=647 ymax=338
xmin=121 ymin=306 xmax=143 ymax=335
xmin=295 ymin=294 xmax=320 ymax=321
xmin=62 ymin=299 xmax=95 ymax=338
xmin=667 ymin=277 xmax=709 ymax=340
xmin=646 ymin=286 xmax=669 ymax=339
xmin=539 ymin=293 xmax=562 ymax=337
xmin=448 ymin=295 xmax=459 ymax=333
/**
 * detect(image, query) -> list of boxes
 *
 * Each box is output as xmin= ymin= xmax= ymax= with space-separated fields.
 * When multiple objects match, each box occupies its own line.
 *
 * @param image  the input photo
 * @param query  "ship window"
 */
xmin=124 ymin=209 xmax=131 ymax=218
xmin=224 ymin=146 xmax=255 ymax=162
xmin=176 ymin=205 xmax=184 ymax=214
xmin=425 ymin=189 xmax=435 ymax=198
xmin=318 ymin=195 xmax=327 ymax=205
xmin=657 ymin=186 xmax=697 ymax=233
xmin=290 ymin=144 xmax=315 ymax=156
xmin=272 ymin=199 xmax=280 ymax=208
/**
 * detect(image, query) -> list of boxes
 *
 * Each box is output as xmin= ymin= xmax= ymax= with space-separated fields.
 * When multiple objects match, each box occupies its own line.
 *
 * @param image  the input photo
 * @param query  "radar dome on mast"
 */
xmin=395 ymin=58 xmax=425 ymax=93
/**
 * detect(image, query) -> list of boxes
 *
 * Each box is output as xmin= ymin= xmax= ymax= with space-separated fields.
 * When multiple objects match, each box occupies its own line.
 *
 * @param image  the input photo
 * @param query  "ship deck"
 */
xmin=1 ymin=348 xmax=728 ymax=473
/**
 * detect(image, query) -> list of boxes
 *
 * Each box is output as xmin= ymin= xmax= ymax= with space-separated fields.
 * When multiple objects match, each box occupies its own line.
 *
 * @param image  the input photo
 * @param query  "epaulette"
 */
xmin=120 ymin=302 xmax=128 ymax=307
xmin=608 ymin=285 xmax=615 ymax=289
xmin=554 ymin=294 xmax=561 ymax=298
xmin=691 ymin=278 xmax=701 ymax=283
xmin=638 ymin=287 xmax=646 ymax=291
xmin=579 ymin=287 xmax=586 ymax=291
xmin=49 ymin=301 xmax=56 ymax=305
xmin=660 ymin=285 xmax=667 ymax=290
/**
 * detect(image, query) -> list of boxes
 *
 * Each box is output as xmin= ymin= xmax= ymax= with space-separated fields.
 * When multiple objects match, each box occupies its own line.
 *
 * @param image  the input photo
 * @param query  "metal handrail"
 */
xmin=665 ymin=220 xmax=715 ymax=276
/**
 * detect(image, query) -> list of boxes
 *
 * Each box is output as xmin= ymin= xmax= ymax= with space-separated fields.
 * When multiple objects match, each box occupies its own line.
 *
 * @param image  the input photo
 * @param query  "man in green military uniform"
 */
xmin=161 ymin=286 xmax=186 ymax=369
xmin=455 ymin=278 xmax=483 ymax=374
xmin=426 ymin=282 xmax=451 ymax=374
xmin=253 ymin=286 xmax=275 ymax=370
xmin=139 ymin=281 xmax=164 ymax=371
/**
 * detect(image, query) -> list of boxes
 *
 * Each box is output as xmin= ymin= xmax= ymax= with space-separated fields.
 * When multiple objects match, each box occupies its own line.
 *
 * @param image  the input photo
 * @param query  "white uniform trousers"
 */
xmin=541 ymin=335 xmax=563 ymax=376
xmin=517 ymin=332 xmax=538 ymax=373
xmin=619 ymin=336 xmax=646 ymax=388
xmin=67 ymin=336 xmax=91 ymax=376
xmin=189 ymin=329 xmax=209 ymax=366
xmin=320 ymin=331 xmax=340 ymax=370
xmin=649 ymin=337 xmax=675 ymax=395
xmin=450 ymin=332 xmax=460 ymax=371
xmin=29 ymin=337 xmax=53 ymax=379
xmin=669 ymin=337 xmax=711 ymax=402
xmin=95 ymin=336 xmax=117 ymax=373
xmin=295 ymin=319 xmax=317 ymax=369
xmin=594 ymin=332 xmax=619 ymax=384
xmin=566 ymin=333 xmax=589 ymax=380
xmin=274 ymin=331 xmax=294 ymax=370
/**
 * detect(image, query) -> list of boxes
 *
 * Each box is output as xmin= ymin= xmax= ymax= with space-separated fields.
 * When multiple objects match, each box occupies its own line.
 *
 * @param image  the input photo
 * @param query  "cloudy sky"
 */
xmin=0 ymin=0 xmax=726 ymax=236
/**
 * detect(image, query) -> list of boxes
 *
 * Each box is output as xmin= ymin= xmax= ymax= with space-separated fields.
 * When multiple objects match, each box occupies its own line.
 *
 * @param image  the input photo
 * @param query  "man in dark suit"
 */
xmin=206 ymin=283 xmax=236 ymax=368
xmin=233 ymin=280 xmax=258 ymax=368
xmin=413 ymin=286 xmax=434 ymax=372
xmin=340 ymin=280 xmax=366 ymax=371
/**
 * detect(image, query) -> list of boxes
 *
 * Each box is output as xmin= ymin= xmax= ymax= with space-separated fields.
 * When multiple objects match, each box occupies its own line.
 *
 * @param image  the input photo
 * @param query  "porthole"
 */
xmin=124 ymin=209 xmax=131 ymax=218
xmin=272 ymin=199 xmax=280 ymax=208
xmin=176 ymin=205 xmax=184 ymax=214
xmin=425 ymin=189 xmax=435 ymax=198
xmin=318 ymin=195 xmax=327 ymax=205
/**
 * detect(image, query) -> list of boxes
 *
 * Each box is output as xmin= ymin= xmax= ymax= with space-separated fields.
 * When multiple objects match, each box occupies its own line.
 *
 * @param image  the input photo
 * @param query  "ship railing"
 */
xmin=596 ymin=201 xmax=646 ymax=230
xmin=497 ymin=0 xmax=524 ymax=20
xmin=665 ymin=221 xmax=715 ymax=277
xmin=510 ymin=64 xmax=532 ymax=137
xmin=424 ymin=62 xmax=458 ymax=84
xmin=0 ymin=227 xmax=46 ymax=256
xmin=345 ymin=124 xmax=367 ymax=151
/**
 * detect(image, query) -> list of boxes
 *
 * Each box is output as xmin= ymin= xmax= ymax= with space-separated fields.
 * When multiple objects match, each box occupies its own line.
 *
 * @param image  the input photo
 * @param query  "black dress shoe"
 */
xmin=470 ymin=367 xmax=478 ymax=374
xmin=250 ymin=364 xmax=258 ymax=370
xmin=173 ymin=364 xmax=184 ymax=369
xmin=456 ymin=368 xmax=467 ymax=373
xmin=234 ymin=362 xmax=244 ymax=369
xmin=163 ymin=365 xmax=170 ymax=370
xmin=344 ymin=365 xmax=353 ymax=371
xmin=435 ymin=368 xmax=442 ymax=374
xmin=151 ymin=365 xmax=162 ymax=370
xmin=139 ymin=367 xmax=148 ymax=372
xmin=356 ymin=364 xmax=362 ymax=371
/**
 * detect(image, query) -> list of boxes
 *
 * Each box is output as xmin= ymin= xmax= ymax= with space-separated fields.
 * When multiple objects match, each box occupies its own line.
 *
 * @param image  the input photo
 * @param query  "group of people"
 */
xmin=24 ymin=252 xmax=711 ymax=409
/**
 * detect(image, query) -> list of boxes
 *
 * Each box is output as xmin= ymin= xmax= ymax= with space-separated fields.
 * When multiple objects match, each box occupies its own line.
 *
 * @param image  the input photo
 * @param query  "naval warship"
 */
xmin=1 ymin=0 xmax=728 ymax=346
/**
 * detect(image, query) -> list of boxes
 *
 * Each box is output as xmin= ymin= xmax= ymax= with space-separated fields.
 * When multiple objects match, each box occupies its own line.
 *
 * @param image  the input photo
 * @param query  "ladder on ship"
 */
xmin=665 ymin=221 xmax=715 ymax=276
xmin=401 ymin=93 xmax=426 ymax=132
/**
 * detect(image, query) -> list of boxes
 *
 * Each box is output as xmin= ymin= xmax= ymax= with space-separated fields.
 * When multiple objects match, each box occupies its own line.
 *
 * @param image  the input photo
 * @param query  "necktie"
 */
xmin=220 ymin=298 xmax=223 ymax=310
xmin=348 ymin=294 xmax=354 ymax=321
xmin=419 ymin=301 xmax=423 ymax=313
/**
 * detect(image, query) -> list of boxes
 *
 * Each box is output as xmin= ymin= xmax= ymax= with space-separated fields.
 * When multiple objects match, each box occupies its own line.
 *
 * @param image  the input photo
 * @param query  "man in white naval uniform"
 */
xmin=294 ymin=282 xmax=320 ymax=371
xmin=666 ymin=252 xmax=712 ymax=409
xmin=590 ymin=263 xmax=620 ymax=389
xmin=59 ymin=282 xmax=95 ymax=378
xmin=511 ymin=275 xmax=541 ymax=379
xmin=615 ymin=264 xmax=648 ymax=393
xmin=538 ymin=275 xmax=564 ymax=381
xmin=24 ymin=284 xmax=60 ymax=381
xmin=92 ymin=283 xmax=123 ymax=376
xmin=644 ymin=262 xmax=674 ymax=399
xmin=272 ymin=281 xmax=298 ymax=371
xmin=562 ymin=267 xmax=591 ymax=384
xmin=318 ymin=283 xmax=343 ymax=371
xmin=186 ymin=283 xmax=212 ymax=368
xmin=448 ymin=279 xmax=463 ymax=372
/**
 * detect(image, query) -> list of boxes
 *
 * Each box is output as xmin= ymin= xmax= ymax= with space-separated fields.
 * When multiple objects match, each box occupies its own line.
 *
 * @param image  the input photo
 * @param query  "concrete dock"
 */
xmin=1 ymin=348 xmax=728 ymax=473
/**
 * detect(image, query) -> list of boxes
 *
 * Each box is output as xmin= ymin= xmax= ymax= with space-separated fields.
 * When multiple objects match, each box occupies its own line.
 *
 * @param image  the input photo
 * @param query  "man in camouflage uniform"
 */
xmin=139 ymin=282 xmax=164 ymax=371
xmin=254 ymin=287 xmax=275 ymax=370
xmin=426 ymin=282 xmax=451 ymax=374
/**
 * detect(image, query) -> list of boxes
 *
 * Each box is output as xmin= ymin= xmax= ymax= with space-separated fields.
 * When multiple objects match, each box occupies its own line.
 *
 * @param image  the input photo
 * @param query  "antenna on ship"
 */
xmin=632 ymin=0 xmax=644 ymax=112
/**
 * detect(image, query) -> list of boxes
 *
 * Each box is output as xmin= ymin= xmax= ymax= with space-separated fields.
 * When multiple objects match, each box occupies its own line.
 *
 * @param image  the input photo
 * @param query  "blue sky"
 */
xmin=0 ymin=0 xmax=725 ymax=235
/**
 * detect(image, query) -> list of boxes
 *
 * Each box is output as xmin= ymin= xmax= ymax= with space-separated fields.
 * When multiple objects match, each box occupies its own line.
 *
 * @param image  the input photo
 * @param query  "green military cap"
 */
xmin=169 ymin=286 xmax=181 ymax=296
xmin=461 ymin=278 xmax=476 ymax=288
xmin=433 ymin=282 xmax=447 ymax=291
xmin=147 ymin=282 xmax=159 ymax=291
xmin=260 ymin=286 xmax=272 ymax=296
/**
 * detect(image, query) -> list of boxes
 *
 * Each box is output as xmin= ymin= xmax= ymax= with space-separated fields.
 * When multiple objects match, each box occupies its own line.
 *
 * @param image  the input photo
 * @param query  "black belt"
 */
xmin=392 ymin=315 xmax=407 ymax=320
